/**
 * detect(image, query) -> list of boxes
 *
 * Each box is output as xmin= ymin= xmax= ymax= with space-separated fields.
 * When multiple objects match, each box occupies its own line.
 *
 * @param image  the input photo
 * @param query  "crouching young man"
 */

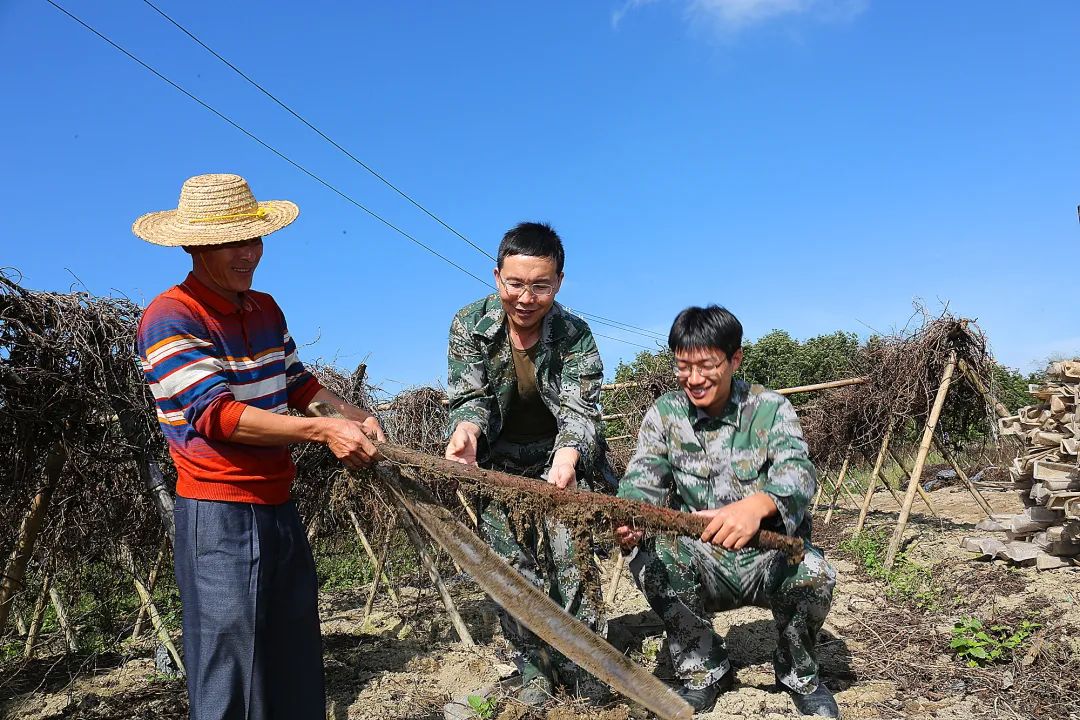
xmin=614 ymin=305 xmax=838 ymax=717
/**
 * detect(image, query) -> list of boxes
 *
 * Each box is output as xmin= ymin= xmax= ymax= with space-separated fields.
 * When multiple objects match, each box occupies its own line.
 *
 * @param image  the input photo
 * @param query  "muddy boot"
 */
xmin=676 ymin=669 xmax=734 ymax=714
xmin=787 ymin=683 xmax=839 ymax=718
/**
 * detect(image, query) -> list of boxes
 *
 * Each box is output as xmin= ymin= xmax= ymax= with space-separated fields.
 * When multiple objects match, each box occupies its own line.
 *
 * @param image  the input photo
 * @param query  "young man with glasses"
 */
xmin=445 ymin=221 xmax=612 ymax=703
xmin=614 ymin=305 xmax=838 ymax=718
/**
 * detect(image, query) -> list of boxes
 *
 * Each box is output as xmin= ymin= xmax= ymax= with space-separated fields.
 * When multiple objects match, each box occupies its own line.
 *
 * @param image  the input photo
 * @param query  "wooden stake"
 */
xmin=14 ymin=610 xmax=27 ymax=637
xmin=49 ymin=585 xmax=77 ymax=653
xmin=812 ymin=472 xmax=832 ymax=515
xmin=856 ymin=422 xmax=894 ymax=532
xmin=604 ymin=553 xmax=627 ymax=606
xmin=887 ymin=447 xmax=940 ymax=518
xmin=0 ymin=441 xmax=66 ymax=638
xmin=823 ymin=452 xmax=852 ymax=526
xmin=347 ymin=509 xmax=401 ymax=606
xmin=132 ymin=536 xmax=168 ymax=639
xmin=931 ymin=436 xmax=995 ymax=519
xmin=393 ymin=496 xmax=475 ymax=647
xmin=957 ymin=359 xmax=1010 ymax=419
xmin=24 ymin=569 xmax=52 ymax=659
xmin=885 ymin=351 xmax=957 ymax=569
xmin=455 ymin=490 xmax=479 ymax=527
xmin=363 ymin=523 xmax=394 ymax=623
xmin=119 ymin=542 xmax=185 ymax=675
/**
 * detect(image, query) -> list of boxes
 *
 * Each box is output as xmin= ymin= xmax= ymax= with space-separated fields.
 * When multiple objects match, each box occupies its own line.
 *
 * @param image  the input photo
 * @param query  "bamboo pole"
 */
xmin=957 ymin=359 xmax=1010 ymax=419
xmin=455 ymin=490 xmax=479 ymax=527
xmin=811 ymin=479 xmax=826 ymax=515
xmin=24 ymin=569 xmax=52 ymax=659
xmin=887 ymin=448 xmax=940 ymax=518
xmin=362 ymin=523 xmax=394 ymax=623
xmin=49 ymin=585 xmax=77 ymax=653
xmin=0 ymin=441 xmax=66 ymax=637
xmin=884 ymin=352 xmax=957 ymax=570
xmin=931 ymin=436 xmax=995 ymax=519
xmin=118 ymin=542 xmax=184 ymax=674
xmin=823 ymin=452 xmax=852 ymax=526
xmin=392 ymin=495 xmax=475 ymax=647
xmin=604 ymin=553 xmax=627 ymax=606
xmin=132 ymin=537 xmax=168 ymax=639
xmin=856 ymin=422 xmax=894 ymax=532
xmin=347 ymin=509 xmax=401 ymax=606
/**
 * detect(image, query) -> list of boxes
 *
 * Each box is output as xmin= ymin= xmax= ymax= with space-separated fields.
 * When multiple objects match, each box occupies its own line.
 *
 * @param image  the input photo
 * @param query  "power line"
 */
xmin=136 ymin=0 xmax=668 ymax=344
xmin=44 ymin=0 xmax=659 ymax=351
xmin=139 ymin=0 xmax=496 ymax=264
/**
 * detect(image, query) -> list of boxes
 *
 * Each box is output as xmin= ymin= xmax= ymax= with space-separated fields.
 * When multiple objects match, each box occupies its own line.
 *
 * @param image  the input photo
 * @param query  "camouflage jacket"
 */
xmin=617 ymin=378 xmax=817 ymax=539
xmin=447 ymin=294 xmax=605 ymax=473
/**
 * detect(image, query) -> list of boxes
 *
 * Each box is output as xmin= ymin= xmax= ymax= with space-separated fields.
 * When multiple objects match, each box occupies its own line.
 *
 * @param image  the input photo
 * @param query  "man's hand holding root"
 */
xmin=445 ymin=422 xmax=481 ymax=466
xmin=694 ymin=493 xmax=778 ymax=550
xmin=547 ymin=447 xmax=580 ymax=490
xmin=321 ymin=416 xmax=384 ymax=470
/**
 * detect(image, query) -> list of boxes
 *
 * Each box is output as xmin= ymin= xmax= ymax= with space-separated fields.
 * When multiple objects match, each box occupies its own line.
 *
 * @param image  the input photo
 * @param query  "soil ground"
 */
xmin=2 ymin=488 xmax=1077 ymax=720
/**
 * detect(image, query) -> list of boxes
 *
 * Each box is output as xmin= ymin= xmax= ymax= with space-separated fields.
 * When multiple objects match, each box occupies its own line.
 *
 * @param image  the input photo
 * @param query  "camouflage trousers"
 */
xmin=479 ymin=437 xmax=600 ymax=687
xmin=627 ymin=535 xmax=835 ymax=694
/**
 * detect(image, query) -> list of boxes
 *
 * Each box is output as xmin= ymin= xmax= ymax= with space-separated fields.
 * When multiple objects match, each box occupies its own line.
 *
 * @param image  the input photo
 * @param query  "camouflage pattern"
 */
xmin=446 ymin=294 xmax=610 ymax=485
xmin=480 ymin=437 xmax=600 ymax=688
xmin=618 ymin=379 xmax=817 ymax=539
xmin=617 ymin=379 xmax=834 ymax=694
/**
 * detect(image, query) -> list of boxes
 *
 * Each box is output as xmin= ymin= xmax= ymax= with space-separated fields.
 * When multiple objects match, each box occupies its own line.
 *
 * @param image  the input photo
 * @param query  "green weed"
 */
xmin=838 ymin=530 xmax=940 ymax=609
xmin=950 ymin=617 xmax=1040 ymax=667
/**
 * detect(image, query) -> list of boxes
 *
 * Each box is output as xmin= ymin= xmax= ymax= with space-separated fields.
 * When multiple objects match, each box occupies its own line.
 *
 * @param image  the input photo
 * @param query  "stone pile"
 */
xmin=962 ymin=360 xmax=1080 ymax=570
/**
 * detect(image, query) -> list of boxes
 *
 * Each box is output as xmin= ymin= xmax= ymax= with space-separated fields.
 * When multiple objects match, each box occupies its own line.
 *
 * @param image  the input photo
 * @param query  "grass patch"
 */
xmin=838 ymin=529 xmax=940 ymax=609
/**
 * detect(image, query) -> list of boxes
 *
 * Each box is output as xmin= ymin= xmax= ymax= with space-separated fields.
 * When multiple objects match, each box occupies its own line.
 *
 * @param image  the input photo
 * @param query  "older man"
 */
xmin=615 ymin=305 xmax=838 ymax=717
xmin=445 ymin=221 xmax=612 ymax=702
xmin=134 ymin=173 xmax=385 ymax=720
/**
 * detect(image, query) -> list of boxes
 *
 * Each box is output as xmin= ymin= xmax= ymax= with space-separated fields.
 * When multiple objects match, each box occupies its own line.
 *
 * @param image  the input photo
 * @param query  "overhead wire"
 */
xmin=42 ymin=0 xmax=661 ymax=351
xmin=137 ymin=0 xmax=667 ymax=344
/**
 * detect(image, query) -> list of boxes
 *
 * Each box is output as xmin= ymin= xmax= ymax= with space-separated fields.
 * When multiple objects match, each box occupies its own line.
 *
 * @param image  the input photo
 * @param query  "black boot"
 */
xmin=676 ymin=669 xmax=735 ymax=714
xmin=787 ymin=683 xmax=840 ymax=718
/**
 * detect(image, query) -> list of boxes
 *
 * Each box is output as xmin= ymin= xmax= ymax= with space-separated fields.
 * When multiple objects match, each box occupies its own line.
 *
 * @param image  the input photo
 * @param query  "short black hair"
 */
xmin=497 ymin=222 xmax=565 ymax=275
xmin=668 ymin=305 xmax=743 ymax=359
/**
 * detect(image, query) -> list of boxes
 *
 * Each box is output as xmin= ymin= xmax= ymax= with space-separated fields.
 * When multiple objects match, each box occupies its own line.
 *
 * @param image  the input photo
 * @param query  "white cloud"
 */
xmin=613 ymin=0 xmax=867 ymax=32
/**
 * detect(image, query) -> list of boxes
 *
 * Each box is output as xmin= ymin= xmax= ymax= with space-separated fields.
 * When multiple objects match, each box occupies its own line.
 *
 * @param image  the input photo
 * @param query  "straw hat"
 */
xmin=132 ymin=173 xmax=299 ymax=247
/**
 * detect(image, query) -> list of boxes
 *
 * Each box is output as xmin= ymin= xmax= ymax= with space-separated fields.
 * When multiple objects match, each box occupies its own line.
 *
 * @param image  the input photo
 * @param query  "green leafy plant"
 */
xmin=950 ymin=617 xmax=1040 ymax=667
xmin=466 ymin=694 xmax=497 ymax=719
xmin=838 ymin=530 xmax=940 ymax=609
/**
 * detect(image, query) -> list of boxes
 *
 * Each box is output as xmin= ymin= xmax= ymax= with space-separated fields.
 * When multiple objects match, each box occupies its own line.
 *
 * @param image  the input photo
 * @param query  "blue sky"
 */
xmin=2 ymin=1 xmax=1077 ymax=393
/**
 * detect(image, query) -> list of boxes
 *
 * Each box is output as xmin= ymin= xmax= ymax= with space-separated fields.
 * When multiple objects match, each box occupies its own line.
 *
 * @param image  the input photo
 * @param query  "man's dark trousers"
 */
xmin=174 ymin=497 xmax=325 ymax=720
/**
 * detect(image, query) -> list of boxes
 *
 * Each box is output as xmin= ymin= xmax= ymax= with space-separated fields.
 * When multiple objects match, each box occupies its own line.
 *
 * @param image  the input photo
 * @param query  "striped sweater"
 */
xmin=137 ymin=273 xmax=323 ymax=504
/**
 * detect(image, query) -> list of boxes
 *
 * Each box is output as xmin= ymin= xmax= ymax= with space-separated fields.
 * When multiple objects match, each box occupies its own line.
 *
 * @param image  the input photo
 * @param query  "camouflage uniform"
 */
xmin=447 ymin=294 xmax=611 ymax=684
xmin=617 ymin=379 xmax=835 ymax=694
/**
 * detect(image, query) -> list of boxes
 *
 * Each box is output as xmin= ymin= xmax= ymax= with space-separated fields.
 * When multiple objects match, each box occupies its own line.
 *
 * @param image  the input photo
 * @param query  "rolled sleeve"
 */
xmin=617 ymin=405 xmax=674 ymax=507
xmin=761 ymin=399 xmax=817 ymax=535
xmin=446 ymin=313 xmax=495 ymax=442
xmin=552 ymin=329 xmax=604 ymax=471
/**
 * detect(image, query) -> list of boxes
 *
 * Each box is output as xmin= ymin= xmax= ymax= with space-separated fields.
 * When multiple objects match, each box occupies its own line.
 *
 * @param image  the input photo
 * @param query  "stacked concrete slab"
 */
xmin=962 ymin=360 xmax=1080 ymax=570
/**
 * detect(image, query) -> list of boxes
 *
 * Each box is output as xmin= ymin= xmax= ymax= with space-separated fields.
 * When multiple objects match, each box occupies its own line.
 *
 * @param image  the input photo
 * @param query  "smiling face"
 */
xmin=188 ymin=236 xmax=263 ymax=301
xmin=494 ymin=254 xmax=562 ymax=334
xmin=675 ymin=346 xmax=744 ymax=417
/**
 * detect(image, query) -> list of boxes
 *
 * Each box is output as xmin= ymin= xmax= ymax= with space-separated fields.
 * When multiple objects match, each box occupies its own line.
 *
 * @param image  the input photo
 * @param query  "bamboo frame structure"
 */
xmin=132 ymin=536 xmax=168 ymax=639
xmin=931 ymin=436 xmax=995 ymax=519
xmin=119 ymin=542 xmax=185 ymax=675
xmin=823 ymin=452 xmax=852 ymax=525
xmin=0 ymin=441 xmax=66 ymax=638
xmin=855 ymin=423 xmax=895 ymax=532
xmin=347 ymin=509 xmax=401 ymax=606
xmin=362 ymin=523 xmax=394 ymax=623
xmin=392 ymin=493 xmax=475 ymax=647
xmin=24 ymin=569 xmax=51 ymax=659
xmin=886 ymin=448 xmax=940 ymax=518
xmin=884 ymin=351 xmax=957 ymax=569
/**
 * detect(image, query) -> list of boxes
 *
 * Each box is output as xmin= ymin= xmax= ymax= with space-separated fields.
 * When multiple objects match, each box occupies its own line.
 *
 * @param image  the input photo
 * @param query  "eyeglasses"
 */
xmin=674 ymin=357 xmax=730 ymax=378
xmin=498 ymin=274 xmax=556 ymax=298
